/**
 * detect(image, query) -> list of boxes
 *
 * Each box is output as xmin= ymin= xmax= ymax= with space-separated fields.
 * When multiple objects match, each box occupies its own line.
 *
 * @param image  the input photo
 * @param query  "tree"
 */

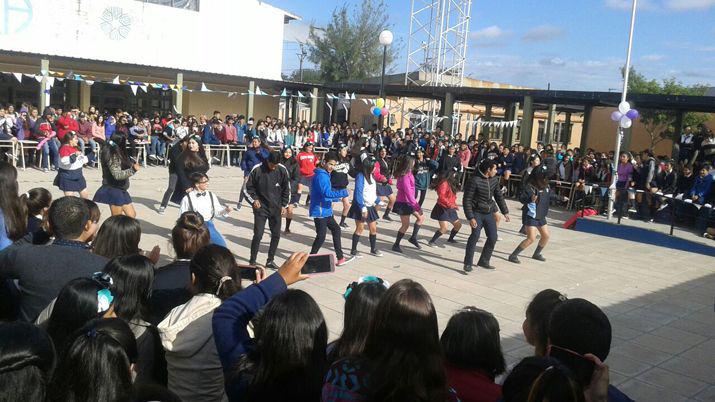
xmin=307 ymin=1 xmax=396 ymax=83
xmin=626 ymin=67 xmax=711 ymax=148
xmin=282 ymin=69 xmax=324 ymax=84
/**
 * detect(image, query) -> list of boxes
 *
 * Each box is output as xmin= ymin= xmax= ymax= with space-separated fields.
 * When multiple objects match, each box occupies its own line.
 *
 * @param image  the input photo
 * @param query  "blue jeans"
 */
xmin=205 ymin=220 xmax=227 ymax=248
xmin=40 ymin=139 xmax=60 ymax=169
xmin=150 ymin=137 xmax=165 ymax=158
xmin=85 ymin=139 xmax=97 ymax=164
xmin=464 ymin=212 xmax=498 ymax=267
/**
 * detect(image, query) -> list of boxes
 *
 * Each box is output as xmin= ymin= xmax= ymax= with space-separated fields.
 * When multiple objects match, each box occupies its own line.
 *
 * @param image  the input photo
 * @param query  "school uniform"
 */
xmin=348 ymin=173 xmax=380 ymax=223
xmin=431 ymin=180 xmax=459 ymax=222
xmin=374 ymin=158 xmax=393 ymax=196
xmin=53 ymin=144 xmax=88 ymax=192
xmin=520 ymin=185 xmax=550 ymax=227
xmin=94 ymin=154 xmax=136 ymax=206
xmin=297 ymin=151 xmax=318 ymax=186
xmin=179 ymin=190 xmax=228 ymax=248
xmin=393 ymin=172 xmax=421 ymax=216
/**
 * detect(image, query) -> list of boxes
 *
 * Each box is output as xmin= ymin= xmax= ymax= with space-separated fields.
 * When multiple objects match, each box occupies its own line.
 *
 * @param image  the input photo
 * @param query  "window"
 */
xmin=537 ymin=120 xmax=546 ymax=142
xmin=138 ymin=0 xmax=200 ymax=11
xmin=554 ymin=122 xmax=573 ymax=145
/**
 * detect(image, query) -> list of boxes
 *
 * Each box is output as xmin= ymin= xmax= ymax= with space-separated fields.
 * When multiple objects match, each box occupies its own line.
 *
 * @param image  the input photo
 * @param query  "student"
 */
xmin=502 ymin=356 xmax=585 ymax=402
xmin=509 ymin=167 xmax=551 ymax=263
xmin=281 ymin=146 xmax=300 ymax=233
xmin=245 ymin=151 xmax=291 ymax=269
xmin=309 ymin=152 xmax=356 ymax=266
xmin=462 ymin=159 xmax=510 ymax=272
xmin=238 ymin=135 xmax=270 ymax=209
xmin=0 ymin=196 xmax=107 ymax=322
xmin=0 ymin=160 xmax=27 ymax=251
xmin=179 ymin=172 xmax=231 ymax=248
xmin=322 ymin=279 xmax=458 ymax=402
xmin=212 ymin=252 xmax=330 ymax=402
xmin=374 ymin=146 xmax=395 ymax=220
xmin=441 ymin=307 xmax=506 ymax=402
xmin=328 ymin=277 xmax=389 ymax=364
xmin=296 ymin=141 xmax=319 ymax=206
xmin=439 ymin=142 xmax=462 ymax=175
xmin=53 ymin=131 xmax=89 ymax=198
xmin=333 ymin=144 xmax=352 ymax=228
xmin=348 ymin=154 xmax=382 ymax=257
xmin=93 ymin=134 xmax=141 ymax=218
xmin=20 ymin=187 xmax=51 ymax=236
xmin=413 ymin=147 xmax=438 ymax=207
xmin=150 ymin=211 xmax=211 ymax=324
xmin=92 ymin=215 xmax=160 ymax=264
xmin=0 ymin=322 xmax=56 ymax=402
xmin=391 ymin=154 xmax=425 ymax=252
xmin=158 ymin=245 xmax=249 ymax=402
xmin=428 ymin=169 xmax=463 ymax=247
xmin=171 ymin=135 xmax=209 ymax=205
xmin=158 ymin=137 xmax=187 ymax=214
xmin=522 ymin=289 xmax=567 ymax=357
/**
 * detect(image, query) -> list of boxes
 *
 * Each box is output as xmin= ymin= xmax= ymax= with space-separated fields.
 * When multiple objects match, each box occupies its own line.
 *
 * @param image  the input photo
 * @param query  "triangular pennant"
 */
xmin=140 ymin=85 xmax=148 ymax=93
xmin=361 ymin=99 xmax=368 ymax=105
xmin=112 ymin=76 xmax=120 ymax=85
xmin=85 ymin=80 xmax=94 ymax=86
xmin=46 ymin=77 xmax=55 ymax=87
xmin=255 ymin=86 xmax=263 ymax=95
xmin=201 ymin=82 xmax=210 ymax=92
xmin=56 ymin=77 xmax=64 ymax=82
xmin=297 ymin=91 xmax=305 ymax=98
xmin=326 ymin=93 xmax=334 ymax=100
xmin=280 ymin=88 xmax=287 ymax=97
xmin=130 ymin=85 xmax=138 ymax=95
xmin=345 ymin=91 xmax=350 ymax=99
xmin=351 ymin=92 xmax=356 ymax=100
xmin=40 ymin=69 xmax=48 ymax=76
xmin=369 ymin=99 xmax=376 ymax=105
xmin=310 ymin=92 xmax=317 ymax=98
xmin=228 ymin=92 xmax=236 ymax=98
xmin=13 ymin=73 xmax=22 ymax=83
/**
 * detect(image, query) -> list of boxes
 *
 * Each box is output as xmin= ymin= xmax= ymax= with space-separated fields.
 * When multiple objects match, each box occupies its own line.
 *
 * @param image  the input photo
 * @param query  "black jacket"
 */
xmin=462 ymin=172 xmax=509 ymax=219
xmin=244 ymin=162 xmax=291 ymax=214
xmin=439 ymin=153 xmax=461 ymax=173
xmin=520 ymin=185 xmax=549 ymax=220
xmin=171 ymin=151 xmax=209 ymax=204
xmin=282 ymin=157 xmax=300 ymax=194
xmin=331 ymin=159 xmax=350 ymax=189
xmin=656 ymin=170 xmax=678 ymax=194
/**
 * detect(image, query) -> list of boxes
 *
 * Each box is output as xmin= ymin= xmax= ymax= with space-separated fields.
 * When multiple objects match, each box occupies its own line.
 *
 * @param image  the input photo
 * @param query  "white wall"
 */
xmin=0 ymin=0 xmax=287 ymax=80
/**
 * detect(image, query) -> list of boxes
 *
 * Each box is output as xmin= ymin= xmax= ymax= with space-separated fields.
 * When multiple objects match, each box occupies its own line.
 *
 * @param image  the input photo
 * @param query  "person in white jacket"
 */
xmin=158 ymin=244 xmax=264 ymax=402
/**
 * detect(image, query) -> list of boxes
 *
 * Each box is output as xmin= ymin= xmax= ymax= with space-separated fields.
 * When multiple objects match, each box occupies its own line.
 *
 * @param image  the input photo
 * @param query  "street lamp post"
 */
xmin=378 ymin=29 xmax=393 ymax=129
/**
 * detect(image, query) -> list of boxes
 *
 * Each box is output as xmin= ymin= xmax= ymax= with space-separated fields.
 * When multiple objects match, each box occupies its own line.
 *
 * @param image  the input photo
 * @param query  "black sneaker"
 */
xmin=477 ymin=262 xmax=496 ymax=270
xmin=391 ymin=244 xmax=403 ymax=253
xmin=463 ymin=264 xmax=473 ymax=273
xmin=427 ymin=241 xmax=436 ymax=247
xmin=383 ymin=214 xmax=393 ymax=222
xmin=532 ymin=254 xmax=546 ymax=262
xmin=350 ymin=250 xmax=359 ymax=257
xmin=340 ymin=222 xmax=349 ymax=229
xmin=370 ymin=250 xmax=383 ymax=257
xmin=265 ymin=261 xmax=279 ymax=270
xmin=408 ymin=237 xmax=422 ymax=250
xmin=447 ymin=238 xmax=458 ymax=244
xmin=508 ymin=255 xmax=521 ymax=264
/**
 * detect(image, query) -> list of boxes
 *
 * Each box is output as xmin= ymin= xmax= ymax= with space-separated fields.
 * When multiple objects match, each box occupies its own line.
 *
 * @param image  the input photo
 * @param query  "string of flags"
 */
xmin=405 ymin=111 xmax=520 ymax=127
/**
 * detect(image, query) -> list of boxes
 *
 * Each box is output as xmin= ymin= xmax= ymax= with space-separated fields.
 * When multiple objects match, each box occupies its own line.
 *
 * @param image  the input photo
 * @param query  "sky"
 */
xmin=269 ymin=0 xmax=715 ymax=91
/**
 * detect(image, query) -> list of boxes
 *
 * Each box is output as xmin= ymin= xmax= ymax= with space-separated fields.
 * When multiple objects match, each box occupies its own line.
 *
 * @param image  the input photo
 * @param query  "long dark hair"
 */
xmin=46 ymin=278 xmax=107 ymax=357
xmin=50 ymin=318 xmax=137 ymax=402
xmin=181 ymin=136 xmax=207 ymax=171
xmin=362 ymin=279 xmax=449 ymax=402
xmin=103 ymin=255 xmax=154 ymax=322
xmin=0 ymin=160 xmax=27 ymax=241
xmin=392 ymin=155 xmax=415 ymax=178
xmin=525 ymin=289 xmax=567 ymax=356
xmin=20 ymin=188 xmax=52 ymax=217
xmin=328 ymin=282 xmax=387 ymax=364
xmin=171 ymin=212 xmax=211 ymax=260
xmin=441 ymin=307 xmax=506 ymax=378
xmin=527 ymin=167 xmax=550 ymax=190
xmin=240 ymin=289 xmax=328 ymax=402
xmin=101 ymin=133 xmax=131 ymax=170
xmin=430 ymin=170 xmax=460 ymax=194
xmin=92 ymin=215 xmax=141 ymax=259
xmin=362 ymin=156 xmax=376 ymax=184
xmin=190 ymin=245 xmax=241 ymax=300
xmin=0 ymin=322 xmax=56 ymax=402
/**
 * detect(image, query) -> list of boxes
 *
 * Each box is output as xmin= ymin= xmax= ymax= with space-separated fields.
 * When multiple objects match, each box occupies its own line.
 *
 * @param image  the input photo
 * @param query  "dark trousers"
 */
xmin=160 ymin=173 xmax=178 ymax=208
xmin=464 ymin=212 xmax=498 ymax=267
xmin=311 ymin=216 xmax=344 ymax=260
xmin=251 ymin=211 xmax=282 ymax=263
xmin=415 ymin=188 xmax=427 ymax=207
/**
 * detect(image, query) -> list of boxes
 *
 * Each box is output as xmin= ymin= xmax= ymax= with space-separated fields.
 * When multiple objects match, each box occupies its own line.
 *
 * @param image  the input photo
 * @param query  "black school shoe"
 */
xmin=532 ymin=254 xmax=546 ymax=262
xmin=477 ymin=262 xmax=496 ymax=270
xmin=265 ymin=261 xmax=279 ymax=270
xmin=408 ymin=237 xmax=422 ymax=249
xmin=463 ymin=264 xmax=473 ymax=273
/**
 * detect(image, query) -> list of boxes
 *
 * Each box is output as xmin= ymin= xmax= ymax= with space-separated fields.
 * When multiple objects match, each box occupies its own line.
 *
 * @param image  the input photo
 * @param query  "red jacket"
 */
xmin=297 ymin=151 xmax=318 ymax=177
xmin=223 ymin=125 xmax=238 ymax=143
xmin=56 ymin=115 xmax=79 ymax=140
xmin=445 ymin=363 xmax=502 ymax=402
xmin=436 ymin=180 xmax=458 ymax=209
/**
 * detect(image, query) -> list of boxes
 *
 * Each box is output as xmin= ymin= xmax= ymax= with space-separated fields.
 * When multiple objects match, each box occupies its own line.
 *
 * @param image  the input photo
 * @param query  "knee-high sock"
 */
xmin=340 ymin=215 xmax=347 ymax=225
xmin=448 ymin=228 xmax=459 ymax=241
xmin=285 ymin=218 xmax=292 ymax=231
xmin=510 ymin=245 xmax=524 ymax=258
xmin=533 ymin=245 xmax=545 ymax=257
xmin=429 ymin=231 xmax=443 ymax=243
xmin=369 ymin=234 xmax=377 ymax=252
xmin=410 ymin=224 xmax=421 ymax=241
xmin=394 ymin=231 xmax=405 ymax=246
xmin=383 ymin=207 xmax=392 ymax=218
xmin=351 ymin=233 xmax=360 ymax=253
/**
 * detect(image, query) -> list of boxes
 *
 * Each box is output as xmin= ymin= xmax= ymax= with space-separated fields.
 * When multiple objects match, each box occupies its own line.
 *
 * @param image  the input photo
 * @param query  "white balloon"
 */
xmin=618 ymin=101 xmax=630 ymax=115
xmin=620 ymin=116 xmax=632 ymax=129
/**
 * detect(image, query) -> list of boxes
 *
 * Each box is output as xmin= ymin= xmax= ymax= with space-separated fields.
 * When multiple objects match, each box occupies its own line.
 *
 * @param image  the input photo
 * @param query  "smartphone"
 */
xmin=548 ymin=345 xmax=595 ymax=386
xmin=301 ymin=254 xmax=336 ymax=275
xmin=237 ymin=265 xmax=258 ymax=281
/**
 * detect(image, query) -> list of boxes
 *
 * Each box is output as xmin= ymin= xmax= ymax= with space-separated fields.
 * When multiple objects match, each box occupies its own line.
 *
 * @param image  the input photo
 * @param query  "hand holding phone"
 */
xmin=300 ymin=254 xmax=336 ymax=276
xmin=278 ymin=252 xmax=310 ymax=285
xmin=548 ymin=345 xmax=595 ymax=388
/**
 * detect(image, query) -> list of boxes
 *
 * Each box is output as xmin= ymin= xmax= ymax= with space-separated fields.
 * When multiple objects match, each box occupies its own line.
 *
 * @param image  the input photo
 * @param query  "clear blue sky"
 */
xmin=269 ymin=0 xmax=715 ymax=91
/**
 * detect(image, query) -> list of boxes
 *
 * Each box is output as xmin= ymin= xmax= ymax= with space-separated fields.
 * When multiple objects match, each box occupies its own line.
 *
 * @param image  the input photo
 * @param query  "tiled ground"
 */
xmin=17 ymin=165 xmax=715 ymax=401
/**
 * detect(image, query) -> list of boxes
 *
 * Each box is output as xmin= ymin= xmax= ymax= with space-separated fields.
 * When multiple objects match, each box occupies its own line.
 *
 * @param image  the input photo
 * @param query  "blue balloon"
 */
xmin=372 ymin=107 xmax=382 ymax=117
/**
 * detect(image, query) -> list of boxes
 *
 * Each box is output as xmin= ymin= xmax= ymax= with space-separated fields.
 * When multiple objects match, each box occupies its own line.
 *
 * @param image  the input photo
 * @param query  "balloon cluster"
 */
xmin=610 ymin=101 xmax=639 ymax=129
xmin=370 ymin=98 xmax=389 ymax=117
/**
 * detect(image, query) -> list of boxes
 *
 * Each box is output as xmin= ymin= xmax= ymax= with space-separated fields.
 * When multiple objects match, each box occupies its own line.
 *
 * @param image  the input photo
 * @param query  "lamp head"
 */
xmin=379 ymin=30 xmax=393 ymax=46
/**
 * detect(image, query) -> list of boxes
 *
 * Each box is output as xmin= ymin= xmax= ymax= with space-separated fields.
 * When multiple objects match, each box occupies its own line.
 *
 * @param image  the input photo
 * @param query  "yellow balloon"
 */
xmin=376 ymin=98 xmax=385 ymax=108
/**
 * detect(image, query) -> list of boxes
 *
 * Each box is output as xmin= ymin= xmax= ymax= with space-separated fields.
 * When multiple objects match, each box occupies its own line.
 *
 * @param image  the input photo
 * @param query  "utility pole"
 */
xmin=297 ymin=43 xmax=308 ymax=82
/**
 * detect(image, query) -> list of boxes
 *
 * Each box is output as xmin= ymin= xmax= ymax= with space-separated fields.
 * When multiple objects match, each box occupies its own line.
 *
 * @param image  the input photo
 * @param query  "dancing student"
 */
xmin=414 ymin=147 xmax=438 ymax=207
xmin=245 ymin=151 xmax=291 ymax=269
xmin=309 ymin=152 xmax=356 ymax=266
xmin=296 ymin=141 xmax=318 ymax=206
xmin=281 ymin=146 xmax=300 ymax=234
xmin=171 ymin=135 xmax=209 ymax=205
xmin=54 ymin=131 xmax=89 ymax=198
xmin=462 ymin=159 xmax=510 ymax=273
xmin=438 ymin=142 xmax=461 ymax=174
xmin=179 ymin=172 xmax=231 ymax=248
xmin=428 ymin=168 xmax=463 ymax=247
xmin=93 ymin=134 xmax=141 ymax=218
xmin=509 ymin=167 xmax=551 ymax=264
xmin=374 ymin=145 xmax=395 ymax=221
xmin=349 ymin=154 xmax=382 ymax=257
xmin=333 ymin=144 xmax=352 ymax=228
xmin=158 ymin=134 xmax=187 ymax=214
xmin=391 ymin=154 xmax=425 ymax=253
xmin=237 ymin=135 xmax=269 ymax=209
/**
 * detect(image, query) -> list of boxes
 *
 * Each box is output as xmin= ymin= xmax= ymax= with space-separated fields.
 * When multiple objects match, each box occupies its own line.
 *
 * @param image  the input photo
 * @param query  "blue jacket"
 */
xmin=235 ymin=123 xmax=247 ymax=144
xmin=689 ymin=174 xmax=713 ymax=204
xmin=241 ymin=147 xmax=269 ymax=176
xmin=309 ymin=168 xmax=349 ymax=218
xmin=353 ymin=173 xmax=380 ymax=210
xmin=212 ymin=273 xmax=287 ymax=401
xmin=202 ymin=125 xmax=220 ymax=145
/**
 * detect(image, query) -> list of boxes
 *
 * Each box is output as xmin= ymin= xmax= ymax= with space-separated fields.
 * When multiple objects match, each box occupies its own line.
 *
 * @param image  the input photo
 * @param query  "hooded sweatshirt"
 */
xmin=157 ymin=293 xmax=227 ymax=402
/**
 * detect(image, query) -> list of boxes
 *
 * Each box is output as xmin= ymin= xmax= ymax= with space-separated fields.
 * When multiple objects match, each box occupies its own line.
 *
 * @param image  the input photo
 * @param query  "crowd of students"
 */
xmin=0 ymin=102 xmax=710 ymax=401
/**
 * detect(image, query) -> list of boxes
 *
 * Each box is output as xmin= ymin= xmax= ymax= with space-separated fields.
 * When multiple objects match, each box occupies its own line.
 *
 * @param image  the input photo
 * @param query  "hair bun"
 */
xmin=177 ymin=211 xmax=205 ymax=230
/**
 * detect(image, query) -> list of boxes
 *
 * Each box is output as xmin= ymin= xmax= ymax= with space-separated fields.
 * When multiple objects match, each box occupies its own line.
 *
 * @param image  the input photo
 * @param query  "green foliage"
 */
xmin=626 ymin=67 xmax=711 ymax=148
xmin=307 ymin=1 xmax=395 ymax=83
xmin=282 ymin=69 xmax=324 ymax=84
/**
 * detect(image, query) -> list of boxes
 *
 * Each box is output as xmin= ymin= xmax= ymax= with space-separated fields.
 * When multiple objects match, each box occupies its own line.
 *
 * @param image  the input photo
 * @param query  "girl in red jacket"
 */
xmin=427 ymin=169 xmax=463 ymax=247
xmin=296 ymin=142 xmax=319 ymax=206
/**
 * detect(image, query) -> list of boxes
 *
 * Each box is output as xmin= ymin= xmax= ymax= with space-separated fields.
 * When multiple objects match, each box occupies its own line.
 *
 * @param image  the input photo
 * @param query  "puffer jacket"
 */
xmin=309 ymin=168 xmax=348 ymax=218
xmin=462 ymin=170 xmax=509 ymax=219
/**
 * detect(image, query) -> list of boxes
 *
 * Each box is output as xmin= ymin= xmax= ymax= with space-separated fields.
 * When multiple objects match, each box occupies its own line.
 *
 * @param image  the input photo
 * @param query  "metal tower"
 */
xmin=402 ymin=0 xmax=472 ymax=132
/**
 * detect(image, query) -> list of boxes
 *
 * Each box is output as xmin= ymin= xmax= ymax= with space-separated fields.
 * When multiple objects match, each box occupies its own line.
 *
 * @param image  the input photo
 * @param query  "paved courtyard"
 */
xmin=17 ymin=165 xmax=715 ymax=401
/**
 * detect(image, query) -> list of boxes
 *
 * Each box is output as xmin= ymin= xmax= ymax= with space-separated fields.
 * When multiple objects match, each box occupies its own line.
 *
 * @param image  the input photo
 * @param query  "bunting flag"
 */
xmin=34 ymin=75 xmax=43 ymax=83
xmin=280 ymin=88 xmax=287 ymax=97
xmin=130 ymin=85 xmax=138 ymax=95
xmin=12 ymin=73 xmax=22 ymax=83
xmin=309 ymin=91 xmax=317 ymax=98
xmin=351 ymin=92 xmax=356 ymax=100
xmin=360 ymin=99 xmax=368 ymax=105
xmin=297 ymin=91 xmax=305 ymax=98
xmin=112 ymin=76 xmax=120 ymax=85
xmin=200 ymin=82 xmax=210 ymax=92
xmin=46 ymin=77 xmax=55 ymax=87
xmin=140 ymin=85 xmax=147 ymax=92
xmin=255 ymin=85 xmax=263 ymax=95
xmin=85 ymin=80 xmax=94 ymax=86
xmin=40 ymin=69 xmax=48 ymax=76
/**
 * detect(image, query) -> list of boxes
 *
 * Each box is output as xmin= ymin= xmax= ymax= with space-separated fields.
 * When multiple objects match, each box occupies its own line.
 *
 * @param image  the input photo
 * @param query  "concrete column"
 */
xmin=564 ymin=112 xmax=572 ymax=146
xmin=79 ymin=81 xmax=91 ymax=111
xmin=330 ymin=97 xmax=339 ymax=124
xmin=39 ymin=59 xmax=50 ymax=111
xmin=66 ymin=80 xmax=80 ymax=108
xmin=310 ymin=87 xmax=319 ymax=123
xmin=483 ymin=105 xmax=492 ymax=139
xmin=545 ymin=104 xmax=557 ymax=145
xmin=291 ymin=94 xmax=300 ymax=123
xmin=520 ymin=96 xmax=534 ymax=147
xmin=504 ymin=102 xmax=519 ymax=145
xmin=173 ymin=73 xmax=183 ymax=114
xmin=579 ymin=106 xmax=593 ymax=151
xmin=246 ymin=81 xmax=255 ymax=119
xmin=439 ymin=92 xmax=455 ymax=136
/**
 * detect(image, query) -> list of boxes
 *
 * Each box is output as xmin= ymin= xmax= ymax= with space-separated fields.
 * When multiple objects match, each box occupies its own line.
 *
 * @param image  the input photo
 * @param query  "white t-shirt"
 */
xmin=179 ymin=190 xmax=226 ymax=222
